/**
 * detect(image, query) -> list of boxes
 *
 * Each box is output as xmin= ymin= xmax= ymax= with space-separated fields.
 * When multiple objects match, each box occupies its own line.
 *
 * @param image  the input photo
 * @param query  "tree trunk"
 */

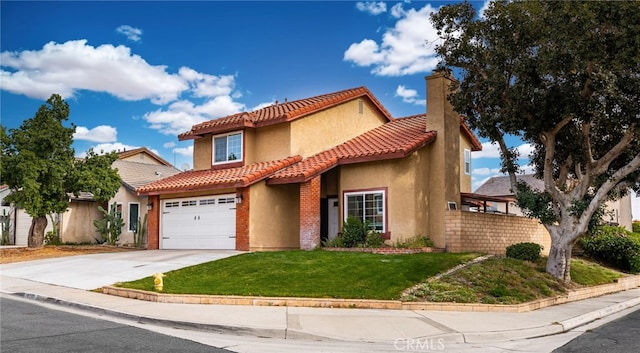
xmin=546 ymin=241 xmax=573 ymax=283
xmin=27 ymin=216 xmax=47 ymax=248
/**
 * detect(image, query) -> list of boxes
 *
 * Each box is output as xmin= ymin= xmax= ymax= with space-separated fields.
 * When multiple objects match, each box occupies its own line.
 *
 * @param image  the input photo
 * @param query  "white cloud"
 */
xmin=173 ymin=145 xmax=193 ymax=157
xmin=0 ymin=40 xmax=187 ymax=104
xmin=356 ymin=2 xmax=387 ymax=15
xmin=73 ymin=125 xmax=117 ymax=143
xmin=473 ymin=167 xmax=502 ymax=176
xmin=163 ymin=141 xmax=176 ymax=148
xmin=478 ymin=0 xmax=492 ymax=19
xmin=472 ymin=142 xmax=533 ymax=160
xmin=395 ymin=84 xmax=426 ymax=106
xmin=390 ymin=3 xmax=405 ymax=18
xmin=116 ymin=25 xmax=143 ymax=42
xmin=250 ymin=100 xmax=276 ymax=111
xmin=76 ymin=142 xmax=139 ymax=158
xmin=345 ymin=3 xmax=441 ymax=76
xmin=178 ymin=67 xmax=235 ymax=98
xmin=143 ymin=95 xmax=245 ymax=135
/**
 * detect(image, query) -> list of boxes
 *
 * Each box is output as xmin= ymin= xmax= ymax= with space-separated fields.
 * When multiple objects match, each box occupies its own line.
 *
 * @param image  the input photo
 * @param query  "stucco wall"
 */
xmin=61 ymin=202 xmax=103 ymax=244
xmin=111 ymin=187 xmax=148 ymax=245
xmin=249 ymin=181 xmax=300 ymax=250
xmin=290 ymin=99 xmax=387 ymax=158
xmin=245 ymin=125 xmax=291 ymax=164
xmin=339 ymin=149 xmax=430 ymax=244
xmin=445 ymin=210 xmax=551 ymax=255
xmin=193 ymin=137 xmax=213 ymax=171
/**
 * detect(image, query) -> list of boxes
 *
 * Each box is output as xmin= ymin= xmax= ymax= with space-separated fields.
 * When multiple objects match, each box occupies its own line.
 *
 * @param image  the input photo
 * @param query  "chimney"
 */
xmin=425 ymin=71 xmax=461 ymax=248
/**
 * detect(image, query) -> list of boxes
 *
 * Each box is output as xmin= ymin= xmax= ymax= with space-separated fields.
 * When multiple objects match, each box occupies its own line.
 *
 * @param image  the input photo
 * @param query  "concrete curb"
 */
xmin=5 ymin=289 xmax=640 ymax=344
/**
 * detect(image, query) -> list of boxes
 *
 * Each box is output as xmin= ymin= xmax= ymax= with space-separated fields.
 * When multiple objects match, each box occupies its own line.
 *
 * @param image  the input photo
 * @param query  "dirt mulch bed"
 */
xmin=0 ymin=245 xmax=142 ymax=264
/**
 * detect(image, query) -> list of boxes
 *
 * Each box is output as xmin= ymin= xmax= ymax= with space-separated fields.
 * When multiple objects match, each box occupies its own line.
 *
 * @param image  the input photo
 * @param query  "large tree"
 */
xmin=431 ymin=1 xmax=640 ymax=282
xmin=1 ymin=94 xmax=121 ymax=247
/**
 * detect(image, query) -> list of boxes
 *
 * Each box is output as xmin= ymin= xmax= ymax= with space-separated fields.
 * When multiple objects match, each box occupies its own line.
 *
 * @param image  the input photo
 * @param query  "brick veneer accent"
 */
xmin=445 ymin=210 xmax=551 ymax=255
xmin=146 ymin=195 xmax=160 ymax=250
xmin=299 ymin=176 xmax=321 ymax=250
xmin=235 ymin=187 xmax=250 ymax=251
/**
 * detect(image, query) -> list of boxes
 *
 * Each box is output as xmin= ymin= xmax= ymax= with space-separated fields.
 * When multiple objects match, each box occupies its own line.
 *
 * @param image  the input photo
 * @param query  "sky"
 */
xmin=1 ymin=1 xmax=637 ymax=219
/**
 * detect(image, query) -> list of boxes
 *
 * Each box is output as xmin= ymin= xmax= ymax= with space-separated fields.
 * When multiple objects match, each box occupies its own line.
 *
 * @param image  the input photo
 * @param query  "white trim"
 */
xmin=212 ymin=131 xmax=243 ymax=165
xmin=343 ymin=189 xmax=386 ymax=232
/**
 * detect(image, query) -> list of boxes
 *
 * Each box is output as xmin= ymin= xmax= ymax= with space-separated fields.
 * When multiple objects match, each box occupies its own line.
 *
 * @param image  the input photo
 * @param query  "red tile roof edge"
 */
xmin=178 ymin=87 xmax=394 ymax=140
xmin=459 ymin=117 xmax=482 ymax=151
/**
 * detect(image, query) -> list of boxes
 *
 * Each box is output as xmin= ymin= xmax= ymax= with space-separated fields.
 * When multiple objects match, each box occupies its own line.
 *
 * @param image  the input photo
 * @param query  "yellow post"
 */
xmin=153 ymin=273 xmax=165 ymax=291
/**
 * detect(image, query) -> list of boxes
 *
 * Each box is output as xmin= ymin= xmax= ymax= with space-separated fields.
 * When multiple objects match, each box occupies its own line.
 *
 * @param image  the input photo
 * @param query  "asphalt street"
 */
xmin=0 ymin=296 xmax=233 ymax=353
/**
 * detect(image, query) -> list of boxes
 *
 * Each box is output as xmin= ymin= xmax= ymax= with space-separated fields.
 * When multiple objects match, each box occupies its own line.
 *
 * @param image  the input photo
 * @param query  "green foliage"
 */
xmin=394 ymin=235 xmax=435 ymax=249
xmin=579 ymin=226 xmax=640 ymax=273
xmin=321 ymin=236 xmax=344 ymax=248
xmin=431 ymin=0 xmax=640 ymax=280
xmin=94 ymin=204 xmax=124 ymax=245
xmin=1 ymin=94 xmax=121 ymax=247
xmin=506 ymin=242 xmax=543 ymax=262
xmin=633 ymin=221 xmax=640 ymax=234
xmin=1 ymin=209 xmax=10 ymax=245
xmin=133 ymin=212 xmax=147 ymax=248
xmin=364 ymin=231 xmax=385 ymax=248
xmin=341 ymin=216 xmax=370 ymax=248
xmin=44 ymin=231 xmax=62 ymax=246
xmin=514 ymin=182 xmax=557 ymax=225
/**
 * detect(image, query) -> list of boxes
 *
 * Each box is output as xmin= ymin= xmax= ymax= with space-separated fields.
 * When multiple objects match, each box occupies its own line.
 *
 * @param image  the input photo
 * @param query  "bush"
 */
xmin=505 ymin=242 xmax=543 ymax=262
xmin=633 ymin=221 xmax=640 ymax=234
xmin=44 ymin=231 xmax=62 ymax=245
xmin=341 ymin=216 xmax=370 ymax=248
xmin=395 ymin=235 xmax=435 ymax=248
xmin=365 ymin=232 xmax=385 ymax=248
xmin=579 ymin=226 xmax=640 ymax=274
xmin=322 ymin=236 xmax=344 ymax=248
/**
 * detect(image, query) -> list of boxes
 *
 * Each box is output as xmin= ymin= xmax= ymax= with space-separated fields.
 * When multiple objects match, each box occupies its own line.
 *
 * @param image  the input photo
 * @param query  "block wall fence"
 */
xmin=445 ymin=210 xmax=551 ymax=255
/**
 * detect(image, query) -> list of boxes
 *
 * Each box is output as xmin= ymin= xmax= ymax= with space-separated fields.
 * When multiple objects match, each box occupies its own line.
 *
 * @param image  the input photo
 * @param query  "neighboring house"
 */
xmin=138 ymin=73 xmax=482 ymax=250
xmin=5 ymin=148 xmax=181 ymax=246
xmin=473 ymin=174 xmax=634 ymax=231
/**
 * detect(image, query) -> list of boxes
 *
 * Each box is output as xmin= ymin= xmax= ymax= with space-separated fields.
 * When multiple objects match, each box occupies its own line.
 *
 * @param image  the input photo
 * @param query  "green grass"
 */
xmin=116 ymin=250 xmax=478 ymax=300
xmin=571 ymin=258 xmax=625 ymax=286
xmin=403 ymin=256 xmax=625 ymax=304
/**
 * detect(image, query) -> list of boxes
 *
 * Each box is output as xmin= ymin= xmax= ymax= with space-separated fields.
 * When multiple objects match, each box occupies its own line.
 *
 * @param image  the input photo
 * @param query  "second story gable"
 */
xmin=179 ymin=87 xmax=393 ymax=171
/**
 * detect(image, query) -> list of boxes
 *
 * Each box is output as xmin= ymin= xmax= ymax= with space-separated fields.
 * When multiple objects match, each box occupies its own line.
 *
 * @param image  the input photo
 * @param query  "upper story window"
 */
xmin=213 ymin=132 xmax=243 ymax=164
xmin=464 ymin=149 xmax=471 ymax=175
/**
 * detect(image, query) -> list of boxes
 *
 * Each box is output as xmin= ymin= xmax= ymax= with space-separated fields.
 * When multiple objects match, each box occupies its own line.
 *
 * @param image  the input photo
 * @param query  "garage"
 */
xmin=161 ymin=194 xmax=236 ymax=249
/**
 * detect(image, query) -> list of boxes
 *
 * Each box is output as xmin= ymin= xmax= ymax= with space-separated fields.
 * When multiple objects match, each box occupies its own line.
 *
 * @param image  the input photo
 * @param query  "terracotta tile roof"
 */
xmin=267 ymin=114 xmax=437 ymax=184
xmin=117 ymin=147 xmax=173 ymax=166
xmin=178 ymin=87 xmax=393 ymax=140
xmin=136 ymin=156 xmax=302 ymax=195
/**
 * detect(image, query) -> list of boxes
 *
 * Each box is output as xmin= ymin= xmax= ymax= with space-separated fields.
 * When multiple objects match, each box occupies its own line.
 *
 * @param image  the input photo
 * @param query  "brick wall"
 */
xmin=146 ymin=195 xmax=160 ymax=250
xmin=445 ymin=210 xmax=551 ymax=255
xmin=299 ymin=176 xmax=321 ymax=250
xmin=235 ymin=187 xmax=250 ymax=251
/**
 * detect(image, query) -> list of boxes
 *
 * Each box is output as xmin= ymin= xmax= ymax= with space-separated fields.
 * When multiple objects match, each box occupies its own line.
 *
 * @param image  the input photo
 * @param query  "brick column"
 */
xmin=146 ymin=195 xmax=160 ymax=250
xmin=299 ymin=176 xmax=321 ymax=250
xmin=235 ymin=187 xmax=250 ymax=251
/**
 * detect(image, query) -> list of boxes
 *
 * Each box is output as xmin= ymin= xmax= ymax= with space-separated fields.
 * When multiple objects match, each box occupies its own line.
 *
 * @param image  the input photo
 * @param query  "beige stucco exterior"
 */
xmin=245 ymin=125 xmax=292 ymax=163
xmin=110 ymin=187 xmax=148 ymax=245
xmin=249 ymin=181 xmax=300 ymax=250
xmin=60 ymin=201 xmax=103 ymax=243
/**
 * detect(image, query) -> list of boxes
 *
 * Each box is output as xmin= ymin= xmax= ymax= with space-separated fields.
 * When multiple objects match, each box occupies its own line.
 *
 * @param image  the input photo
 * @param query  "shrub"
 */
xmin=394 ymin=235 xmax=435 ymax=248
xmin=505 ymin=242 xmax=543 ymax=262
xmin=633 ymin=221 xmax=640 ymax=234
xmin=365 ymin=232 xmax=385 ymax=248
xmin=322 ymin=236 xmax=344 ymax=248
xmin=579 ymin=226 xmax=640 ymax=274
xmin=341 ymin=216 xmax=370 ymax=248
xmin=44 ymin=231 xmax=62 ymax=245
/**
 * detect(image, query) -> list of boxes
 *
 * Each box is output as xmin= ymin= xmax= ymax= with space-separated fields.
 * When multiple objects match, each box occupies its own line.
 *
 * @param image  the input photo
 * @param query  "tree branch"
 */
xmin=591 ymin=124 xmax=637 ymax=175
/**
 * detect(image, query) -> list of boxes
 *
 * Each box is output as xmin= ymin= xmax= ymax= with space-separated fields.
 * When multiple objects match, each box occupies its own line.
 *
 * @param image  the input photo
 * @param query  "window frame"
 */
xmin=464 ymin=148 xmax=471 ymax=175
xmin=212 ymin=131 xmax=243 ymax=165
xmin=128 ymin=202 xmax=140 ymax=232
xmin=343 ymin=188 xmax=387 ymax=233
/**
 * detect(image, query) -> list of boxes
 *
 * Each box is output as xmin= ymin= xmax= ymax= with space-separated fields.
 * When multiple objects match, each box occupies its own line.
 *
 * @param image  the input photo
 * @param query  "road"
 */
xmin=553 ymin=305 xmax=640 ymax=353
xmin=0 ymin=296 xmax=233 ymax=353
xmin=2 ymin=293 xmax=639 ymax=353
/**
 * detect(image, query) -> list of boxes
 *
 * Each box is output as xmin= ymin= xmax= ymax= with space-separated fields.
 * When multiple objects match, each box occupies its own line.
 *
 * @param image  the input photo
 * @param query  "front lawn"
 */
xmin=116 ymin=251 xmax=478 ymax=300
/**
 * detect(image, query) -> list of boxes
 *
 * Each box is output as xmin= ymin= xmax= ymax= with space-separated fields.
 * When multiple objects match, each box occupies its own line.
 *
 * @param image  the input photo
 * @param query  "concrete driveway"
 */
xmin=0 ymin=250 xmax=243 ymax=290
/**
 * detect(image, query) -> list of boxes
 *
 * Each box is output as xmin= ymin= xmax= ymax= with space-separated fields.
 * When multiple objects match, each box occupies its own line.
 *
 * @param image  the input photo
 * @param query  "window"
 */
xmin=344 ymin=190 xmax=386 ymax=232
xmin=213 ymin=132 xmax=243 ymax=164
xmin=464 ymin=149 xmax=471 ymax=175
xmin=128 ymin=203 xmax=139 ymax=232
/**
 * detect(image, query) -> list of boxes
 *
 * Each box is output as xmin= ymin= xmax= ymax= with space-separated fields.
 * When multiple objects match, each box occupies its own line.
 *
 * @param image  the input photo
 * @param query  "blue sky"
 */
xmin=0 ymin=0 xmax=618 ymax=199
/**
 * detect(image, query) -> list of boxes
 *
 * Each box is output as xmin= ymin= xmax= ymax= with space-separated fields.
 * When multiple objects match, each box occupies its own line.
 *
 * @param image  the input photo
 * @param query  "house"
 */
xmin=5 ymin=148 xmax=181 ymax=246
xmin=137 ymin=73 xmax=482 ymax=251
xmin=473 ymin=174 xmax=634 ymax=231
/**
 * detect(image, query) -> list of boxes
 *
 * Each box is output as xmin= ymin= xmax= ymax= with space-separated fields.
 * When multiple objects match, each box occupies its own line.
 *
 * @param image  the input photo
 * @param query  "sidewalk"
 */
xmin=1 ymin=274 xmax=639 ymax=344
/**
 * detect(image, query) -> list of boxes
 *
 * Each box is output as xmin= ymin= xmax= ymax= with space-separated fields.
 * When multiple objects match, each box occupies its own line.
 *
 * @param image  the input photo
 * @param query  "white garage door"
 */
xmin=161 ymin=194 xmax=236 ymax=249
